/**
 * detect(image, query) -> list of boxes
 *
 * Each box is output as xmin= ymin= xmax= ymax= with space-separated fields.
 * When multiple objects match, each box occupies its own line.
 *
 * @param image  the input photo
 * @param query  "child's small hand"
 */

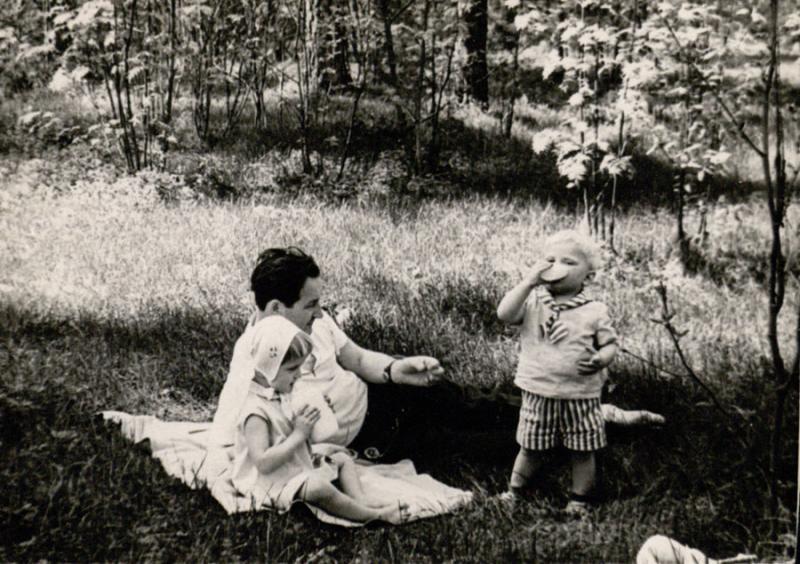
xmin=525 ymin=260 xmax=553 ymax=287
xmin=577 ymin=350 xmax=607 ymax=375
xmin=548 ymin=319 xmax=569 ymax=343
xmin=294 ymin=404 xmax=321 ymax=438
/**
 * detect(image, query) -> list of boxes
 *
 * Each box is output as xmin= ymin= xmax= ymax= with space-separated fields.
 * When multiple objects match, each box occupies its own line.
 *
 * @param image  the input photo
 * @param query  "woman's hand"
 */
xmin=392 ymin=356 xmax=444 ymax=386
xmin=293 ymin=404 xmax=321 ymax=438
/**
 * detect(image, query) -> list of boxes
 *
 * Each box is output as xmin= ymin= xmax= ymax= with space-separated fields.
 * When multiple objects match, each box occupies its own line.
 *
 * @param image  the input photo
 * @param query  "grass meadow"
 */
xmin=1 ymin=88 xmax=799 ymax=561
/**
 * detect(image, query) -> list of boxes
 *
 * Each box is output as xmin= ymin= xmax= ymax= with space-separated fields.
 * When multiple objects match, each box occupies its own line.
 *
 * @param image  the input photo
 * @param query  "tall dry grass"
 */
xmin=2 ymin=163 xmax=797 ymax=389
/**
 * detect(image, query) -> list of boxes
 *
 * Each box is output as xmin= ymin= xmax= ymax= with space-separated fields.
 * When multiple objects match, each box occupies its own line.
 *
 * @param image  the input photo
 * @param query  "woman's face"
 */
xmin=271 ymin=356 xmax=307 ymax=393
xmin=276 ymin=277 xmax=324 ymax=334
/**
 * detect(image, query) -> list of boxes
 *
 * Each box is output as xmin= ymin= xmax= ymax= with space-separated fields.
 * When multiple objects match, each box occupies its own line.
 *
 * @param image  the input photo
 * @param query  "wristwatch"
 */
xmin=382 ymin=359 xmax=397 ymax=384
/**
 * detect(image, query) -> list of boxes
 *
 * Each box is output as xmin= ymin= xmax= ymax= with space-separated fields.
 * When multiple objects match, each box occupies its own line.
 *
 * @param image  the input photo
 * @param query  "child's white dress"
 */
xmin=231 ymin=381 xmax=337 ymax=511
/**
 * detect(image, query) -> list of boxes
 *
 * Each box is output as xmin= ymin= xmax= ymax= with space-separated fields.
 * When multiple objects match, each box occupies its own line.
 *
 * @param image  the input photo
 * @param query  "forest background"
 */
xmin=1 ymin=0 xmax=800 ymax=561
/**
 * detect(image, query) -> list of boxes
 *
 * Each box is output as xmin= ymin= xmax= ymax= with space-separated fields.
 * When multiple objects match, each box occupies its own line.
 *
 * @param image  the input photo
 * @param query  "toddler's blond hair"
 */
xmin=543 ymin=230 xmax=604 ymax=271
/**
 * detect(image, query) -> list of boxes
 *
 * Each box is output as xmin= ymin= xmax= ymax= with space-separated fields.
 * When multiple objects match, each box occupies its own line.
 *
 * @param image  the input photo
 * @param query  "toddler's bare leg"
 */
xmin=301 ymin=476 xmax=383 ymax=522
xmin=509 ymin=447 xmax=544 ymax=495
xmin=301 ymin=476 xmax=401 ymax=523
xmin=330 ymin=454 xmax=384 ymax=507
xmin=570 ymin=450 xmax=596 ymax=496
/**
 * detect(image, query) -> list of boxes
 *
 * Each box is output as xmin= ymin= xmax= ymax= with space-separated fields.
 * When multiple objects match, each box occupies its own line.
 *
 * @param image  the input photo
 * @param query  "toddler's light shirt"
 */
xmin=514 ymin=292 xmax=617 ymax=399
xmin=231 ymin=381 xmax=336 ymax=511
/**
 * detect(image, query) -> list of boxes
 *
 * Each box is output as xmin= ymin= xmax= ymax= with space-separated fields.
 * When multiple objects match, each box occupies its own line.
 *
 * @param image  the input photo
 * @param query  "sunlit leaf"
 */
xmin=70 ymin=0 xmax=113 ymax=28
xmin=568 ymin=91 xmax=585 ymax=107
xmin=53 ymin=12 xmax=75 ymax=26
xmin=557 ymin=151 xmax=591 ymax=184
xmin=751 ymin=10 xmax=766 ymax=25
xmin=707 ymin=151 xmax=731 ymax=165
xmin=665 ymin=86 xmax=688 ymax=98
xmin=18 ymin=111 xmax=42 ymax=128
xmin=514 ymin=9 xmax=543 ymax=31
xmin=532 ymin=128 xmax=563 ymax=153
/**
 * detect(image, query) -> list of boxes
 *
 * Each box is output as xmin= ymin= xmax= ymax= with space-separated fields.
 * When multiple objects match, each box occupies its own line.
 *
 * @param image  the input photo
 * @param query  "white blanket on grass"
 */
xmin=101 ymin=411 xmax=473 ymax=526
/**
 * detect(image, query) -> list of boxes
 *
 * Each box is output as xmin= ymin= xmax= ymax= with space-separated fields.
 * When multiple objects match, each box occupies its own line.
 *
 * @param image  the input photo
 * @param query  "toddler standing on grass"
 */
xmin=497 ymin=229 xmax=618 ymax=516
xmin=231 ymin=315 xmax=403 ymax=523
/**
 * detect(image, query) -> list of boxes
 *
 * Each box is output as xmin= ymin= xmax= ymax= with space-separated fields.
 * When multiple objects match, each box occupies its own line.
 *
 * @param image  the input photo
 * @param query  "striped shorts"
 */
xmin=516 ymin=392 xmax=606 ymax=452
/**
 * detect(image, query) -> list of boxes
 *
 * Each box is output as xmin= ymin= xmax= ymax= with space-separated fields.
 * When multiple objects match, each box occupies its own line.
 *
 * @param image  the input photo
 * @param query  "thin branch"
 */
xmin=653 ymin=281 xmax=741 ymax=425
xmin=388 ymin=0 xmax=416 ymax=24
xmin=336 ymin=69 xmax=367 ymax=182
xmin=433 ymin=37 xmax=457 ymax=119
xmin=619 ymin=342 xmax=750 ymax=450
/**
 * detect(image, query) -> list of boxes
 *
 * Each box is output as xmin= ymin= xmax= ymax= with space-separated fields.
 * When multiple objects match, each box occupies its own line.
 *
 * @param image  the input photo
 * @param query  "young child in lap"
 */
xmin=497 ymin=229 xmax=618 ymax=516
xmin=232 ymin=315 xmax=401 ymax=523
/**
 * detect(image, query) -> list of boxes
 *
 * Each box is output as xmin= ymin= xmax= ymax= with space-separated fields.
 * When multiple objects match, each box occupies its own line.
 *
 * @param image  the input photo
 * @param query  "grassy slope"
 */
xmin=0 ymin=153 xmax=797 ymax=561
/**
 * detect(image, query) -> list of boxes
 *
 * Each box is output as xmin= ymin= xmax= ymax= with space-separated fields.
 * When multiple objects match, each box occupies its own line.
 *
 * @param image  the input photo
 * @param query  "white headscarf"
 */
xmin=209 ymin=315 xmax=303 ymax=447
xmin=250 ymin=315 xmax=304 ymax=385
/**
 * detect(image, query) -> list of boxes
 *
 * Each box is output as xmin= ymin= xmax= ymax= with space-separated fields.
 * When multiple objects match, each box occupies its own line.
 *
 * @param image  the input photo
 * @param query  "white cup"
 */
xmin=540 ymin=263 xmax=569 ymax=282
xmin=290 ymin=387 xmax=339 ymax=443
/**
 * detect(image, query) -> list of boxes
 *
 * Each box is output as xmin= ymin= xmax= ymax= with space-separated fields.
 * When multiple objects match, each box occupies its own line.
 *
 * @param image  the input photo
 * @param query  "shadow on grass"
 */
xmin=166 ymin=98 xmax=766 ymax=210
xmin=1 ymin=301 xmax=796 ymax=560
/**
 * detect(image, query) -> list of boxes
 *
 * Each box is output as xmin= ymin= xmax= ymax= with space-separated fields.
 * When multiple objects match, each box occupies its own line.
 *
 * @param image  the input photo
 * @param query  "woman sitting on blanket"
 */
xmin=232 ymin=314 xmax=403 ymax=523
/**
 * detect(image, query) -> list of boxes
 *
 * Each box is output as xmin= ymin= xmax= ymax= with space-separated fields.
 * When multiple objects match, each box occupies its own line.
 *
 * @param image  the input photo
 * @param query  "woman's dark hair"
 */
xmin=250 ymin=247 xmax=320 ymax=310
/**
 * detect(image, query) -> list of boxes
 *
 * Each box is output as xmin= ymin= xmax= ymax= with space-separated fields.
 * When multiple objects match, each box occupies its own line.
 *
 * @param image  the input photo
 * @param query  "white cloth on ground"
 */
xmin=101 ymin=410 xmax=473 ymax=526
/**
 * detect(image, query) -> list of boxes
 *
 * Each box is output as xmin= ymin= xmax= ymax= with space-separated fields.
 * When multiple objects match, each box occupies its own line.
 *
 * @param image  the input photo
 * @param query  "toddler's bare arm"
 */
xmin=497 ymin=261 xmax=551 ymax=324
xmin=577 ymin=342 xmax=618 ymax=375
xmin=594 ymin=342 xmax=618 ymax=366
xmin=244 ymin=406 xmax=319 ymax=474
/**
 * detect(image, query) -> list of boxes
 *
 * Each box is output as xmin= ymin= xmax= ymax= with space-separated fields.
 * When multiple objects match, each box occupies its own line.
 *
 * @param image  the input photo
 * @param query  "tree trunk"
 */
xmin=498 ymin=0 xmax=519 ymax=137
xmin=376 ymin=0 xmax=397 ymax=85
xmin=763 ymin=0 xmax=791 ymax=535
xmin=462 ymin=0 xmax=489 ymax=107
xmin=164 ymin=0 xmax=177 ymax=124
xmin=413 ymin=0 xmax=430 ymax=174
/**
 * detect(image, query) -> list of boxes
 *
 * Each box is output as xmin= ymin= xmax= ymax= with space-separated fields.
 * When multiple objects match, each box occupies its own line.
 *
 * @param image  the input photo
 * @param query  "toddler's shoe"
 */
xmin=495 ymin=490 xmax=520 ymax=508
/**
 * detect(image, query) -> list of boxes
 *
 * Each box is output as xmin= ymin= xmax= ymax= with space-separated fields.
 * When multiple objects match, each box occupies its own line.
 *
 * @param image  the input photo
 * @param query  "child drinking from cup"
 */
xmin=497 ymin=229 xmax=618 ymax=516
